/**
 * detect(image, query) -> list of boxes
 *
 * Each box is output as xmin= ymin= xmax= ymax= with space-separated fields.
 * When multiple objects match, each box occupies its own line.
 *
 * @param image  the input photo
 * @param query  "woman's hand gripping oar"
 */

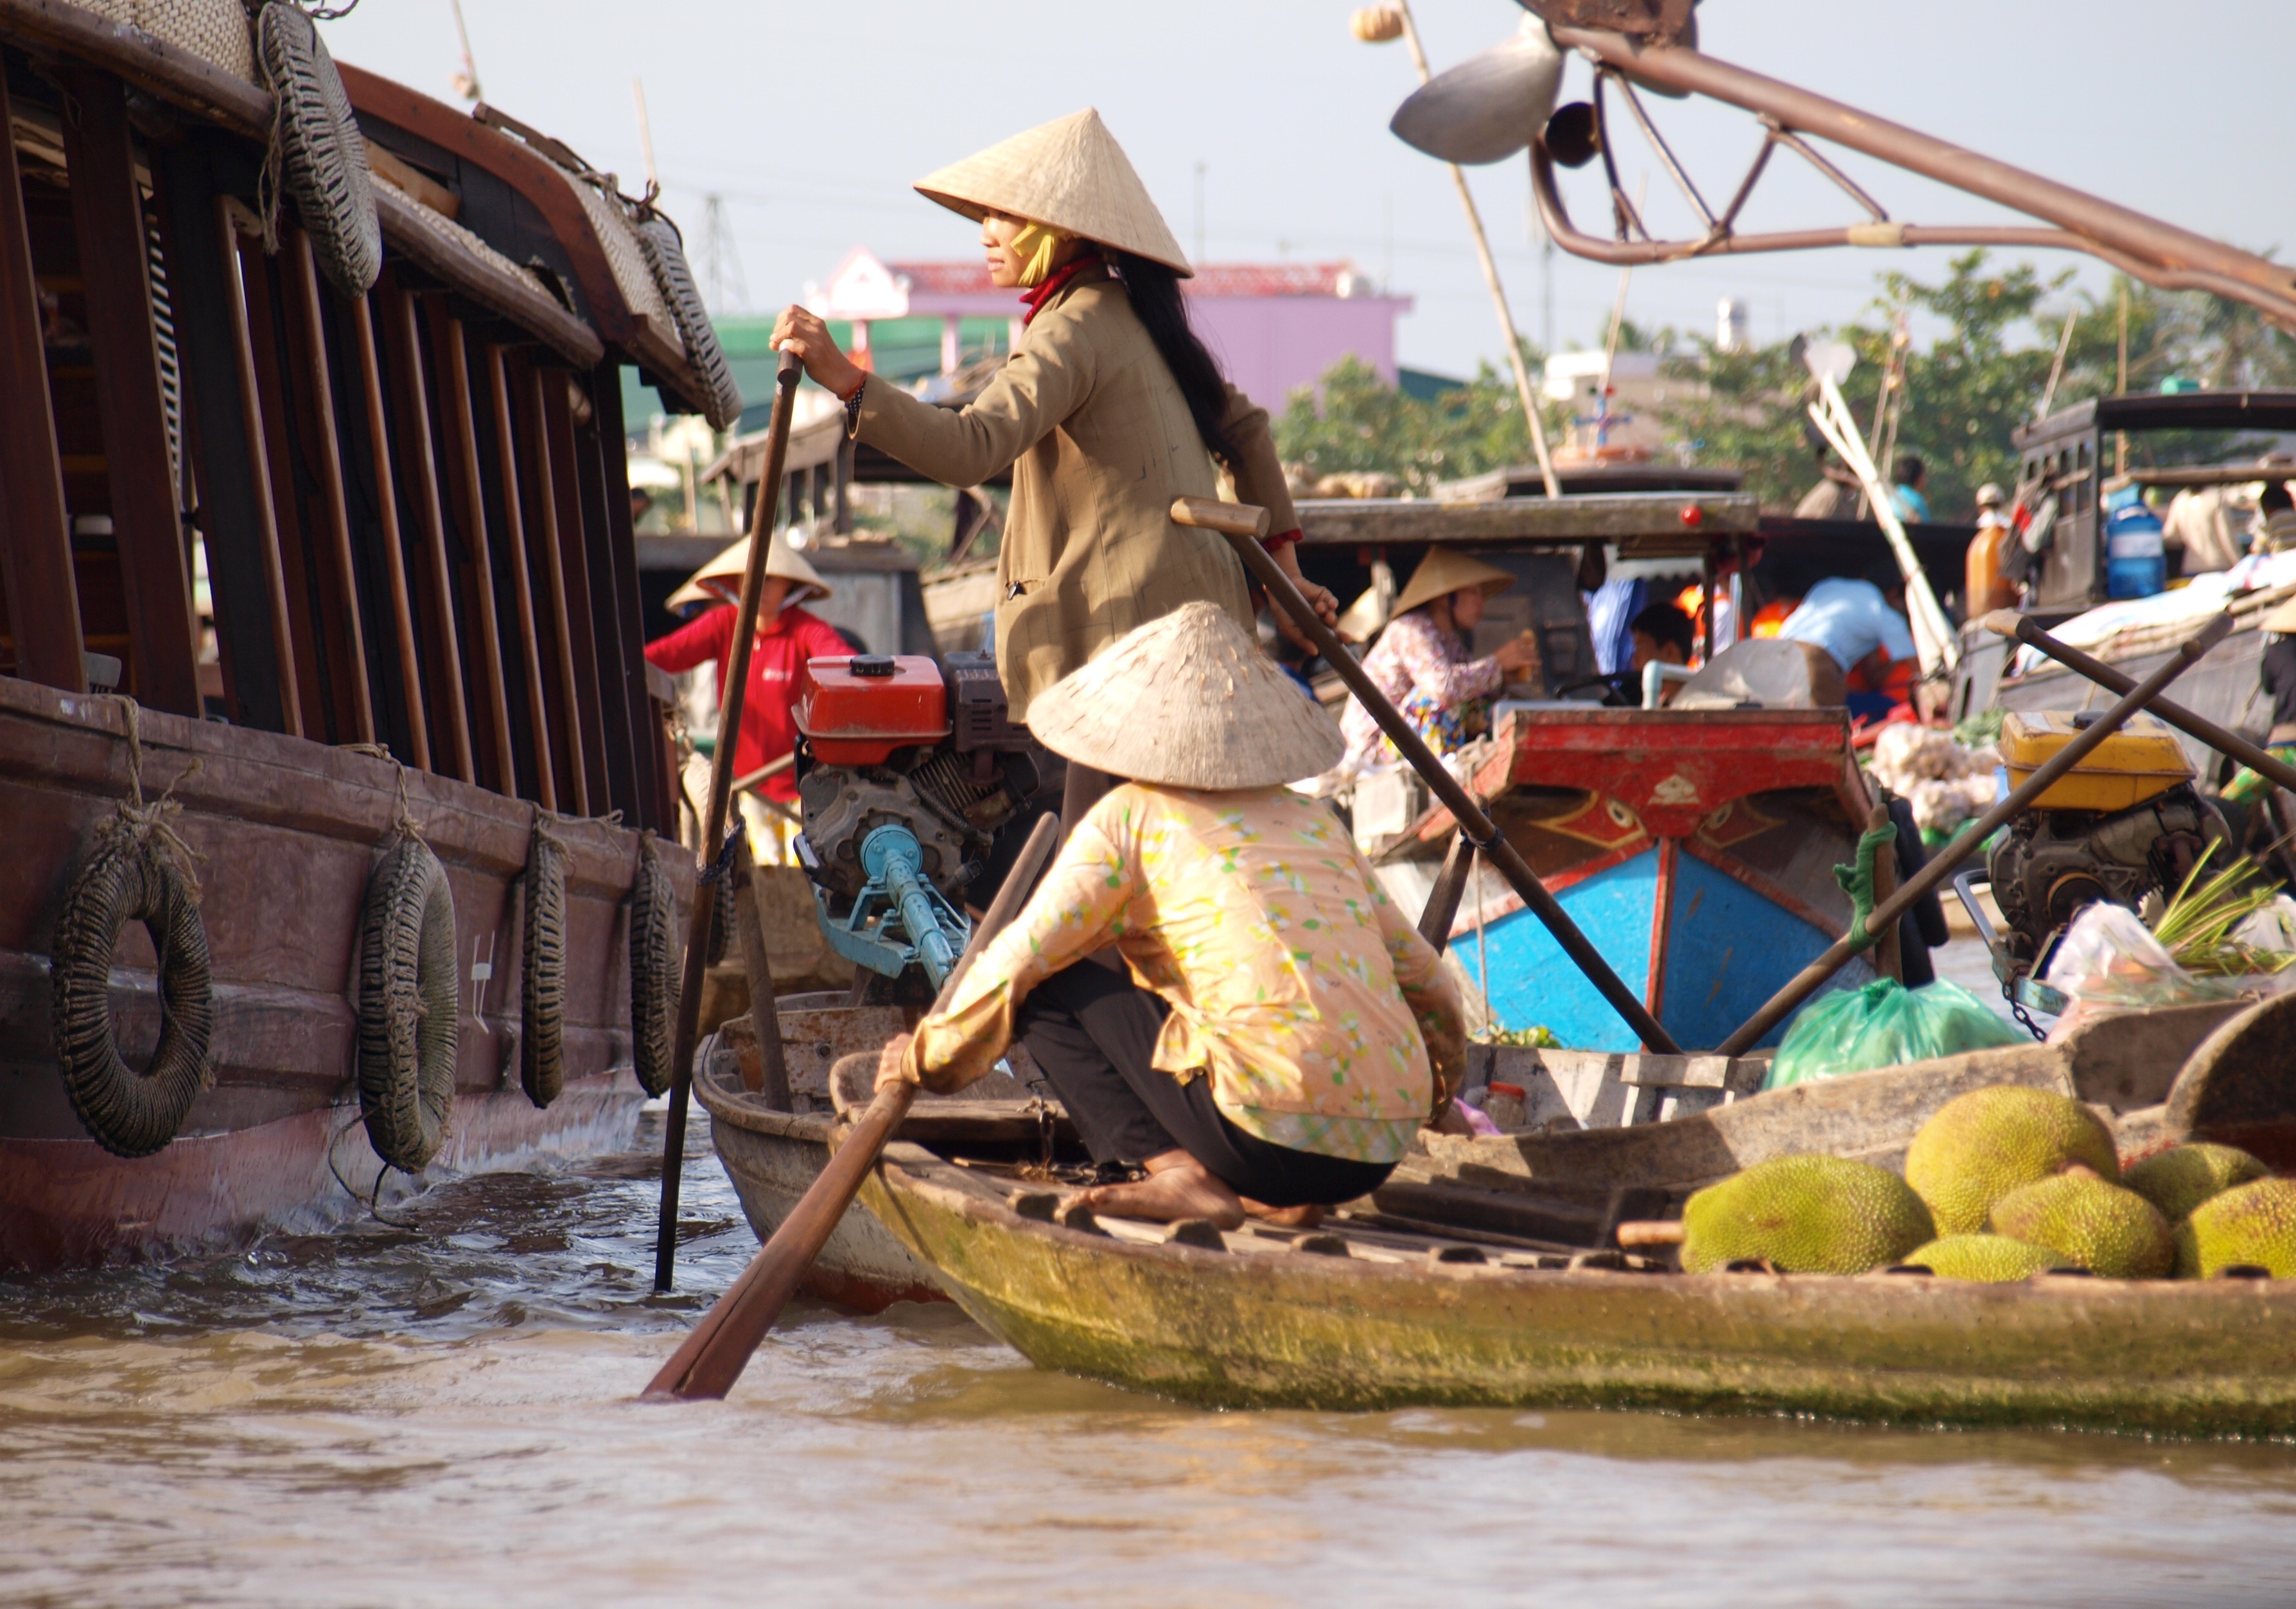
xmin=1170 ymin=497 xmax=1681 ymax=1054
xmin=642 ymin=811 xmax=1063 ymax=1402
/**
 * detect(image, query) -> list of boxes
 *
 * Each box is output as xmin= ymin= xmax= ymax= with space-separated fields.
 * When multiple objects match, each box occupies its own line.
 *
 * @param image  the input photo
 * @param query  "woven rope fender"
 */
xmin=633 ymin=213 xmax=743 ymax=430
xmin=256 ymin=1 xmax=381 ymax=297
xmin=627 ymin=832 xmax=681 ymax=1097
xmin=48 ymin=810 xmax=215 ymax=1158
xmin=355 ymin=832 xmax=458 ymax=1171
xmin=519 ymin=818 xmax=568 ymax=1109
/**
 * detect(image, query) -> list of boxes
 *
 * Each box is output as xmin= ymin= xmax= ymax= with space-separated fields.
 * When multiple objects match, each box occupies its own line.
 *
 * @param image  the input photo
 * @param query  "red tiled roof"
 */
xmin=884 ymin=260 xmax=1371 ymax=299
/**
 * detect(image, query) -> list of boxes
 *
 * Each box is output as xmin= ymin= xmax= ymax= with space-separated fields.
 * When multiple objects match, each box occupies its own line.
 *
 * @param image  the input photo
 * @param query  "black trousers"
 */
xmin=1015 ymin=960 xmax=1396 ymax=1209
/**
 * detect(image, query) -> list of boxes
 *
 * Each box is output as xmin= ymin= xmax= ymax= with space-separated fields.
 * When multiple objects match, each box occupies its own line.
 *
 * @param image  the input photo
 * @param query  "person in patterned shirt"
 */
xmin=1339 ymin=546 xmax=1539 ymax=773
xmin=884 ymin=602 xmax=1467 ymax=1230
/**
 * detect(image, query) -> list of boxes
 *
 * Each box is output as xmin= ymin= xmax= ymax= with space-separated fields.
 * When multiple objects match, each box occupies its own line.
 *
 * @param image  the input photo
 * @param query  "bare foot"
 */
xmin=1079 ymin=1161 xmax=1245 ymax=1229
xmin=1242 ymin=1200 xmax=1326 ymax=1229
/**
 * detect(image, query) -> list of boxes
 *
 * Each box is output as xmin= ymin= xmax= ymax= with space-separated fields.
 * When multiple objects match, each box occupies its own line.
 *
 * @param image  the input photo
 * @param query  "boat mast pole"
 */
xmin=1380 ymin=2 xmax=1561 ymax=497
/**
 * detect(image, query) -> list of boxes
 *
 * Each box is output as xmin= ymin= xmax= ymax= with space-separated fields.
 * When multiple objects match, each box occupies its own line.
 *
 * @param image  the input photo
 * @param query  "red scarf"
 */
xmin=1019 ymin=257 xmax=1100 ymax=326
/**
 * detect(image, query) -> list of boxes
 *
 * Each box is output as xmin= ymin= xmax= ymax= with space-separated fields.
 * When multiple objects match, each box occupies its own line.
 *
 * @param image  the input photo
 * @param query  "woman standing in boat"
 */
xmin=879 ymin=602 xmax=1466 ymax=1229
xmin=770 ymin=109 xmax=1336 ymax=820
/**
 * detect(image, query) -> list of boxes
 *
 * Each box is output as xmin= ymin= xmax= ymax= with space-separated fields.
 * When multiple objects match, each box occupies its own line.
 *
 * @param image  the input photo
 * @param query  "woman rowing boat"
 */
xmin=770 ymin=109 xmax=1337 ymax=823
xmin=876 ymin=602 xmax=1466 ymax=1229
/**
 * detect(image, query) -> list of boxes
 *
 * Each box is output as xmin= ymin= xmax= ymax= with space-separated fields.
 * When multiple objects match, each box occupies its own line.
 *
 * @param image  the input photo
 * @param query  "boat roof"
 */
xmin=2015 ymin=391 xmax=2296 ymax=449
xmin=3 ymin=1 xmax=714 ymax=405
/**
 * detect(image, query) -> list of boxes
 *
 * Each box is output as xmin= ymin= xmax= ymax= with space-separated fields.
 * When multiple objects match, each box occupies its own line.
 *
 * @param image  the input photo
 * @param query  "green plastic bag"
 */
xmin=1764 ymin=978 xmax=2024 ymax=1090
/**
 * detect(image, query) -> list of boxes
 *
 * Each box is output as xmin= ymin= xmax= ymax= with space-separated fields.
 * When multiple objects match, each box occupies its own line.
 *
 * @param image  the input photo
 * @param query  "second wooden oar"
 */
xmin=1713 ymin=608 xmax=2234 ymax=1056
xmin=651 ymin=349 xmax=803 ymax=1294
xmin=642 ymin=810 xmax=1062 ymax=1402
xmin=1168 ymin=496 xmax=1681 ymax=1054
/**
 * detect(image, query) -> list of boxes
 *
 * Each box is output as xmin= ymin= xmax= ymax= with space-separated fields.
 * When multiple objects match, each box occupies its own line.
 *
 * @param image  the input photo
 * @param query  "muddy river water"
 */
xmin=5 ymin=1100 xmax=2295 ymax=1608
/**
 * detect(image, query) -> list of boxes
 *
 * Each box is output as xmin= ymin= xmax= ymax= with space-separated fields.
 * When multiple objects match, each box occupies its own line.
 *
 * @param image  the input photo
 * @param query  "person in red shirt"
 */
xmin=645 ymin=530 xmax=846 ymax=850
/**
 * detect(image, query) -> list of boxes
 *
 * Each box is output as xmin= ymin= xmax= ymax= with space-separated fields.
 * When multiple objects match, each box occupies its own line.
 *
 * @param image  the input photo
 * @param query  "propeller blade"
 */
xmin=1390 ymin=17 xmax=1564 ymax=166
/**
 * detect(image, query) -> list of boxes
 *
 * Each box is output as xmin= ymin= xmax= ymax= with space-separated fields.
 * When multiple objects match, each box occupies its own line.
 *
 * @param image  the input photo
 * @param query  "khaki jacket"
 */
xmin=855 ymin=263 xmax=1299 ymax=722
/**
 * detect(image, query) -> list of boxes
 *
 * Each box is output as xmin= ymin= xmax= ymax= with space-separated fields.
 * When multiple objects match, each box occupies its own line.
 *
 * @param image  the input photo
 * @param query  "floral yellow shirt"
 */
xmin=902 ymin=784 xmax=1465 ymax=1163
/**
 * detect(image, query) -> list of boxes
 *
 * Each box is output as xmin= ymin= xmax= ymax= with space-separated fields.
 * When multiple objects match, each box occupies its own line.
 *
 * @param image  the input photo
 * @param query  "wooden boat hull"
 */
xmin=0 ymin=680 xmax=674 ymax=1269
xmin=863 ymin=1146 xmax=2296 ymax=1434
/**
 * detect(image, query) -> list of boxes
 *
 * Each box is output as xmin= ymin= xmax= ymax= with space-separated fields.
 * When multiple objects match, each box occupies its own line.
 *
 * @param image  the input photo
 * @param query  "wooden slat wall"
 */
xmin=425 ymin=302 xmax=514 ymax=795
xmin=378 ymin=275 xmax=474 ymax=781
xmin=588 ymin=365 xmax=667 ymax=832
xmin=277 ymin=229 xmax=373 ymax=745
xmin=232 ymin=222 xmax=326 ymax=740
xmin=60 ymin=67 xmax=197 ymax=716
xmin=0 ymin=65 xmax=87 ymax=692
xmin=482 ymin=342 xmax=556 ymax=810
xmin=343 ymin=288 xmax=431 ymax=769
xmin=510 ymin=354 xmax=587 ymax=814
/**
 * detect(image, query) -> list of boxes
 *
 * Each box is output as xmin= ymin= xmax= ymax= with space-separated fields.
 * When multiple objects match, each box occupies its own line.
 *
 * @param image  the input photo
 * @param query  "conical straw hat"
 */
xmin=667 ymin=527 xmax=831 ymax=611
xmin=1391 ymin=546 xmax=1516 ymax=619
xmin=914 ymin=109 xmax=1191 ymax=276
xmin=1026 ymin=602 xmax=1344 ymax=789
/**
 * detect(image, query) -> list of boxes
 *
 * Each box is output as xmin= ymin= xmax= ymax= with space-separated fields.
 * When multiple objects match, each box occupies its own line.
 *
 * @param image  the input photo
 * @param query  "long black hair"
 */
xmin=1110 ymin=251 xmax=1240 ymax=468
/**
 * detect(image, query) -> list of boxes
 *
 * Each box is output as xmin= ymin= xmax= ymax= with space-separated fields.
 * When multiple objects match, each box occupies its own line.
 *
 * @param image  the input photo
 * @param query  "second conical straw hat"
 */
xmin=914 ymin=109 xmax=1191 ymax=276
xmin=1026 ymin=602 xmax=1344 ymax=789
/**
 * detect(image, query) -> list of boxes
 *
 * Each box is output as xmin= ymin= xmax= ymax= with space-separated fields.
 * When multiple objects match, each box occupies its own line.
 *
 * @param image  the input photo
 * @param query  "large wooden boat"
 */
xmin=0 ymin=1 xmax=721 ymax=1267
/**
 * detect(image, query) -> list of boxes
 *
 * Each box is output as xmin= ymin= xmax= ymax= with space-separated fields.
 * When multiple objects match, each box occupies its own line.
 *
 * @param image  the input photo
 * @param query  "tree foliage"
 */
xmin=1279 ymin=251 xmax=2296 ymax=519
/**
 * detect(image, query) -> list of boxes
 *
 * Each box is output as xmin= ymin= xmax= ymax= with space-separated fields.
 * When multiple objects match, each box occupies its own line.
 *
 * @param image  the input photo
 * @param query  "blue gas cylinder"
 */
xmin=2103 ymin=486 xmax=2166 ymax=600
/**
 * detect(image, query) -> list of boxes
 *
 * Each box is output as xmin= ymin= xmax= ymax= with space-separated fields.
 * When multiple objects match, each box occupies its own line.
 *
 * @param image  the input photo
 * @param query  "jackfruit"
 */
xmin=1898 ymin=1234 xmax=2065 ymax=1282
xmin=2122 ymin=1143 xmax=2269 ymax=1224
xmin=1903 ymin=1086 xmax=2120 ymax=1235
xmin=1681 ymin=1154 xmax=1934 ymax=1275
xmin=2174 ymin=1177 xmax=2296 ymax=1279
xmin=1988 ymin=1170 xmax=2173 ymax=1278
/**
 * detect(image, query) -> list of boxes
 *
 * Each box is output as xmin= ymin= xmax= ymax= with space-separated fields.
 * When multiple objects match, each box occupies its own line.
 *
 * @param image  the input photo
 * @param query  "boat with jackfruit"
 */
xmin=0 ymin=0 xmax=732 ymax=1267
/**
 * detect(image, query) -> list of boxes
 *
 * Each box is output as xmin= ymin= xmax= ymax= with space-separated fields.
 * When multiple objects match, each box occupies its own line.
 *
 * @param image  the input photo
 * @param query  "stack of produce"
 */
xmin=1672 ymin=1084 xmax=2293 ymax=1279
xmin=1868 ymin=723 xmax=1999 ymax=843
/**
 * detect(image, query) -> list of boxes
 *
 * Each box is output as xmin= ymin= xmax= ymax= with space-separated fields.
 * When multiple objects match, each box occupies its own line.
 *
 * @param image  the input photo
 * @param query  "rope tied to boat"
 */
xmin=696 ymin=826 xmax=744 ymax=886
xmin=1831 ymin=821 xmax=1901 ymax=956
xmin=342 ymin=741 xmax=426 ymax=846
xmin=107 ymin=696 xmax=206 ymax=900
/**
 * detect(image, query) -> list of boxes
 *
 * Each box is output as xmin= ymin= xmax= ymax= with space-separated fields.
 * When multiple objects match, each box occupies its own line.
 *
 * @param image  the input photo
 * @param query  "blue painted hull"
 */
xmin=1453 ymin=845 xmax=1873 ymax=1053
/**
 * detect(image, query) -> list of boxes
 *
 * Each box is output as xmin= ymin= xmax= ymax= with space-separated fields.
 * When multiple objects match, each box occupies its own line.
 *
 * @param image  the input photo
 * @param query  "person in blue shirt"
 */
xmin=1889 ymin=453 xmax=1932 ymax=525
xmin=1775 ymin=564 xmax=1920 ymax=724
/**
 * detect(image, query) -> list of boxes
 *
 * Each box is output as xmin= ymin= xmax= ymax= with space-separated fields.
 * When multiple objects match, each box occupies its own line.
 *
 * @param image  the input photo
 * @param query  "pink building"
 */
xmin=876 ymin=256 xmax=1412 ymax=409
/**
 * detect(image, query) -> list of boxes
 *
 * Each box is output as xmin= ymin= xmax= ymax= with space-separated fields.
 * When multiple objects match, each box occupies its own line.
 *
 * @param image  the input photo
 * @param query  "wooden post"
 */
xmin=540 ymin=372 xmax=611 ymax=813
xmin=1869 ymin=800 xmax=1902 ymax=984
xmin=730 ymin=834 xmax=791 ymax=1105
xmin=565 ymin=374 xmax=645 ymax=821
xmin=380 ymin=281 xmax=473 ymax=782
xmin=346 ymin=292 xmax=430 ymax=769
xmin=0 ymin=67 xmax=87 ymax=693
xmin=213 ymin=198 xmax=302 ymax=738
xmin=232 ymin=222 xmax=324 ymax=738
xmin=62 ymin=67 xmax=196 ymax=715
xmin=514 ymin=355 xmax=587 ymax=813
xmin=593 ymin=366 xmax=668 ymax=832
xmin=278 ymin=229 xmax=374 ymax=744
xmin=484 ymin=342 xmax=555 ymax=809
xmin=428 ymin=307 xmax=514 ymax=794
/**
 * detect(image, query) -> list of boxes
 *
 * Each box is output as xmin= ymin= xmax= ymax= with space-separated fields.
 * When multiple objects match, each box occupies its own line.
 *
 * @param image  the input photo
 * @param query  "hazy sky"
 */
xmin=326 ymin=1 xmax=2296 ymax=380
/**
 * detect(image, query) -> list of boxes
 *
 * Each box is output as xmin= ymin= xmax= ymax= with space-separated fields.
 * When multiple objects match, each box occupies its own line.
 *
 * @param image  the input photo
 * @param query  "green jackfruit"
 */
xmin=2122 ymin=1143 xmax=2268 ymax=1224
xmin=1898 ymin=1234 xmax=2065 ymax=1283
xmin=1988 ymin=1171 xmax=2173 ymax=1278
xmin=2175 ymin=1177 xmax=2296 ymax=1279
xmin=1903 ymin=1086 xmax=2120 ymax=1235
xmin=1681 ymin=1154 xmax=1934 ymax=1275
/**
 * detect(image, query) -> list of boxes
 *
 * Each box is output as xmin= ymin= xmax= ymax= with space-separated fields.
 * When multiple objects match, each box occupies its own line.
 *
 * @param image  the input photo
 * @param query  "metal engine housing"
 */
xmin=1986 ymin=782 xmax=2230 ymax=974
xmin=797 ymin=744 xmax=1049 ymax=903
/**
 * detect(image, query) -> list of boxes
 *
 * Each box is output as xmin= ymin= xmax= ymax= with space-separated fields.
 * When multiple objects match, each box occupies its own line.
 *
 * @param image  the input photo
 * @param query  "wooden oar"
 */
xmin=651 ymin=348 xmax=803 ymax=1294
xmin=1169 ymin=496 xmax=1681 ymax=1053
xmin=1713 ymin=608 xmax=2234 ymax=1055
xmin=642 ymin=810 xmax=1062 ymax=1401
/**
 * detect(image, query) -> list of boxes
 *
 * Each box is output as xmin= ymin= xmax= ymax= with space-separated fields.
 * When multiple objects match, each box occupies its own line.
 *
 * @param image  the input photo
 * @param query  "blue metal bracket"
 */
xmin=811 ymin=824 xmax=972 ymax=988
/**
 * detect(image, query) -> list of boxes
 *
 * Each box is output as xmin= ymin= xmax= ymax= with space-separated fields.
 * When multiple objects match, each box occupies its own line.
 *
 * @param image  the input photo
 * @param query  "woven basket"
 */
xmin=256 ymin=2 xmax=380 ymax=295
xmin=570 ymin=179 xmax=673 ymax=331
xmin=103 ymin=0 xmax=258 ymax=82
xmin=635 ymin=214 xmax=741 ymax=429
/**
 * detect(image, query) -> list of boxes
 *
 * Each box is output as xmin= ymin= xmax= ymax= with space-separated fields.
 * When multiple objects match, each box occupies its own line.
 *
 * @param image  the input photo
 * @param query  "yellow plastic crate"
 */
xmin=1999 ymin=711 xmax=2193 ymax=811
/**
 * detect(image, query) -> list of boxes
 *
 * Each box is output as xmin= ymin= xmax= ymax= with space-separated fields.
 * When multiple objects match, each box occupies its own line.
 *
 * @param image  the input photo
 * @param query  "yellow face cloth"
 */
xmin=1008 ymin=220 xmax=1075 ymax=288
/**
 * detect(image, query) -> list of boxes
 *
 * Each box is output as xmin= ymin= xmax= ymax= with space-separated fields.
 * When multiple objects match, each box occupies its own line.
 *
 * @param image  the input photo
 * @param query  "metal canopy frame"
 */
xmin=1521 ymin=17 xmax=2296 ymax=333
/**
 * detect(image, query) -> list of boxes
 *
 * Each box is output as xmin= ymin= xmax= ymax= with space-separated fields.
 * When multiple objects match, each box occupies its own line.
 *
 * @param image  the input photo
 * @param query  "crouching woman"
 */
xmin=878 ymin=601 xmax=1466 ymax=1228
